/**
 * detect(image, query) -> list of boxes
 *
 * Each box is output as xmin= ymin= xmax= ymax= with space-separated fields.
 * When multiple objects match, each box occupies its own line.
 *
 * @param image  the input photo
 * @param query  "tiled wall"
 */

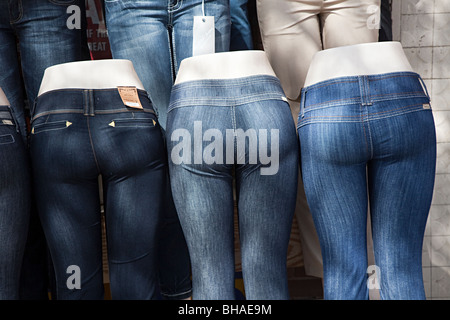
xmin=393 ymin=0 xmax=450 ymax=300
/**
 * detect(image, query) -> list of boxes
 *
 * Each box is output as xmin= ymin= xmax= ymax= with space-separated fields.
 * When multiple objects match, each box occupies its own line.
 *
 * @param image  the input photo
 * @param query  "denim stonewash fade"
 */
xmin=298 ymin=72 xmax=437 ymax=300
xmin=104 ymin=0 xmax=231 ymax=129
xmin=166 ymin=75 xmax=299 ymax=300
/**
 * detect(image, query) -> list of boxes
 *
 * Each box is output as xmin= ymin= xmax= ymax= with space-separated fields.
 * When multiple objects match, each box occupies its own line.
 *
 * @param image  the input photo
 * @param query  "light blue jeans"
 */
xmin=166 ymin=75 xmax=299 ymax=300
xmin=298 ymin=72 xmax=437 ymax=300
xmin=104 ymin=0 xmax=231 ymax=129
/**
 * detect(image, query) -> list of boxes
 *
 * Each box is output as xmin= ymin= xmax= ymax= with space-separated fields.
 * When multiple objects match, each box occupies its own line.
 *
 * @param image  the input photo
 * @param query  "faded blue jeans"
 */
xmin=0 ymin=105 xmax=31 ymax=299
xmin=298 ymin=72 xmax=437 ymax=300
xmin=104 ymin=0 xmax=231 ymax=129
xmin=167 ymin=75 xmax=299 ymax=300
xmin=30 ymin=89 xmax=167 ymax=299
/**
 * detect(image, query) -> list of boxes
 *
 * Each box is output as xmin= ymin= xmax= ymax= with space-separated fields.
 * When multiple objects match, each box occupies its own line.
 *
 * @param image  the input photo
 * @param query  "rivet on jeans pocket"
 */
xmin=423 ymin=103 xmax=431 ymax=109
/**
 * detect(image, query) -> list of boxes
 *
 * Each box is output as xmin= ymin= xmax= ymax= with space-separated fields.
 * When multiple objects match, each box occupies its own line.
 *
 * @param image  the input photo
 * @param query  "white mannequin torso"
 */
xmin=304 ymin=42 xmax=414 ymax=87
xmin=175 ymin=50 xmax=277 ymax=85
xmin=38 ymin=59 xmax=145 ymax=96
xmin=0 ymin=87 xmax=9 ymax=106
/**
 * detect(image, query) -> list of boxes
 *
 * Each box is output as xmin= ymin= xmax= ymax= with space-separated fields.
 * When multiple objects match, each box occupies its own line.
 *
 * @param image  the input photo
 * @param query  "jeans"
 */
xmin=230 ymin=0 xmax=253 ymax=50
xmin=297 ymin=72 xmax=437 ymax=300
xmin=166 ymin=75 xmax=299 ymax=299
xmin=0 ymin=0 xmax=90 ymax=139
xmin=30 ymin=89 xmax=167 ymax=300
xmin=104 ymin=0 xmax=231 ymax=129
xmin=0 ymin=105 xmax=31 ymax=299
xmin=0 ymin=0 xmax=91 ymax=299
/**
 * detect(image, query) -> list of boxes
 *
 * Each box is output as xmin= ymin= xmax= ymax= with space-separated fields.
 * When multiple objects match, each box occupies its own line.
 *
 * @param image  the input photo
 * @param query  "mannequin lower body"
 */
xmin=0 ymin=0 xmax=90 ymax=300
xmin=166 ymin=51 xmax=299 ymax=300
xmin=298 ymin=42 xmax=436 ymax=300
xmin=31 ymin=60 xmax=168 ymax=300
xmin=0 ymin=89 xmax=31 ymax=299
xmin=257 ymin=0 xmax=381 ymax=280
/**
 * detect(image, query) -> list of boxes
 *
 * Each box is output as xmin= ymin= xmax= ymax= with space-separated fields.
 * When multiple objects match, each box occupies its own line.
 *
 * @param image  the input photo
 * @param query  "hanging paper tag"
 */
xmin=193 ymin=16 xmax=215 ymax=56
xmin=117 ymin=86 xmax=143 ymax=109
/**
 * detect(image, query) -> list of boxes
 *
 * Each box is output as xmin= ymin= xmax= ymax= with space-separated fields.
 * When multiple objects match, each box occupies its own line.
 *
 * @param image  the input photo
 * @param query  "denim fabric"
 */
xmin=0 ymin=0 xmax=90 ymax=300
xmin=230 ymin=0 xmax=253 ymax=50
xmin=0 ymin=105 xmax=31 ymax=299
xmin=0 ymin=0 xmax=90 ymax=139
xmin=104 ymin=0 xmax=231 ymax=129
xmin=30 ymin=89 xmax=167 ymax=300
xmin=298 ymin=72 xmax=437 ymax=300
xmin=166 ymin=75 xmax=299 ymax=300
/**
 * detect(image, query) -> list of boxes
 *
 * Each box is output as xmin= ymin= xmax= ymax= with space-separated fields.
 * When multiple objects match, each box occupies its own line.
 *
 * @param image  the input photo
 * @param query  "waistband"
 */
xmin=0 ymin=105 xmax=14 ymax=121
xmin=169 ymin=75 xmax=287 ymax=112
xmin=300 ymin=71 xmax=429 ymax=115
xmin=32 ymin=88 xmax=155 ymax=122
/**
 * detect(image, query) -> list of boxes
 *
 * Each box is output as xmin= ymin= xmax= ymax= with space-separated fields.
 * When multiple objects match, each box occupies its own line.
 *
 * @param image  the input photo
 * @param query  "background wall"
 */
xmin=392 ymin=0 xmax=450 ymax=300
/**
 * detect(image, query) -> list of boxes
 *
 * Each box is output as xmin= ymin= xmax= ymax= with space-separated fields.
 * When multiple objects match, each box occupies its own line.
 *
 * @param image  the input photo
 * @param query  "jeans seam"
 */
xmin=297 ymin=105 xmax=427 ymax=128
xmin=9 ymin=0 xmax=23 ymax=24
xmin=86 ymin=117 xmax=101 ymax=174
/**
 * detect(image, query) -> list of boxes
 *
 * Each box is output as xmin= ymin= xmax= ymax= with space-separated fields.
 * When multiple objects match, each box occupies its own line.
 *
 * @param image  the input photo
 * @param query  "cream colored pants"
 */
xmin=257 ymin=0 xmax=380 ymax=278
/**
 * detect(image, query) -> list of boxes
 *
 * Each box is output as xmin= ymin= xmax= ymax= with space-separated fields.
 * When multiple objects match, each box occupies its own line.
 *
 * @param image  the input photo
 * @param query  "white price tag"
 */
xmin=193 ymin=16 xmax=215 ymax=56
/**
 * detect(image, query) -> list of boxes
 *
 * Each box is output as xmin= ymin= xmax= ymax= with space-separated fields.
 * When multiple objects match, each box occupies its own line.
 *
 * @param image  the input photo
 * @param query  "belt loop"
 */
xmin=83 ymin=89 xmax=89 ymax=116
xmin=300 ymin=88 xmax=307 ymax=118
xmin=83 ymin=89 xmax=95 ymax=116
xmin=418 ymin=75 xmax=430 ymax=100
xmin=358 ymin=76 xmax=372 ymax=106
xmin=6 ymin=105 xmax=20 ymax=134
xmin=89 ymin=89 xmax=95 ymax=116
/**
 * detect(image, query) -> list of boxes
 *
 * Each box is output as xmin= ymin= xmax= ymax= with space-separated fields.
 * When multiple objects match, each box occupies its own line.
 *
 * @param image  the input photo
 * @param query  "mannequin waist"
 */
xmin=0 ymin=87 xmax=9 ymax=106
xmin=304 ymin=41 xmax=414 ymax=87
xmin=175 ymin=50 xmax=277 ymax=85
xmin=38 ymin=59 xmax=145 ymax=96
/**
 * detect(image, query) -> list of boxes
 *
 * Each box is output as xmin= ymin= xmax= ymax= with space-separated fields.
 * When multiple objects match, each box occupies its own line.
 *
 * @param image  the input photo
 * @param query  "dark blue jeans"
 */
xmin=298 ymin=72 xmax=436 ymax=299
xmin=0 ymin=105 xmax=31 ymax=299
xmin=30 ymin=89 xmax=167 ymax=299
xmin=0 ymin=0 xmax=90 ymax=300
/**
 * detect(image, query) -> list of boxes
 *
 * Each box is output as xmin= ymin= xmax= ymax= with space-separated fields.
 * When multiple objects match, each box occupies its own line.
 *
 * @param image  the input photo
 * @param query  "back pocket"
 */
xmin=108 ymin=118 xmax=157 ymax=128
xmin=0 ymin=134 xmax=15 ymax=145
xmin=32 ymin=120 xmax=73 ymax=135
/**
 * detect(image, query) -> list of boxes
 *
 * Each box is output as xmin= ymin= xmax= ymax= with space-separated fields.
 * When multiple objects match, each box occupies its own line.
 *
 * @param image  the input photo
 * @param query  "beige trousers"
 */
xmin=257 ymin=0 xmax=381 ymax=278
